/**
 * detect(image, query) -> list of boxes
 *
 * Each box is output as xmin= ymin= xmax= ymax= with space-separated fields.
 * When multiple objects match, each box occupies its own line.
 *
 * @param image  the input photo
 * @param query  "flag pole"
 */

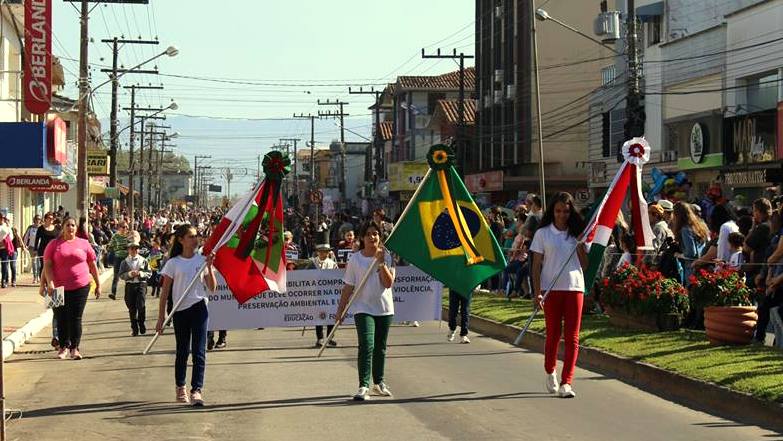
xmin=512 ymin=243 xmax=580 ymax=346
xmin=143 ymin=179 xmax=266 ymax=355
xmin=143 ymin=261 xmax=208 ymax=355
xmin=317 ymin=258 xmax=379 ymax=358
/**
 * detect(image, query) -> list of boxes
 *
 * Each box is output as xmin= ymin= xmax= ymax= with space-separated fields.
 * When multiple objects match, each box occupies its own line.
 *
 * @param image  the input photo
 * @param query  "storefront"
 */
xmin=0 ymin=119 xmax=67 ymax=231
xmin=665 ymin=112 xmax=725 ymax=197
xmin=719 ymin=107 xmax=782 ymax=205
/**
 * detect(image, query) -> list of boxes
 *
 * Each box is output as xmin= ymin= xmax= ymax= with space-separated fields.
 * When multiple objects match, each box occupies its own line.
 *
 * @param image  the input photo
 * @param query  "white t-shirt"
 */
xmin=160 ymin=254 xmax=210 ymax=312
xmin=728 ymin=250 xmax=745 ymax=269
xmin=343 ymin=251 xmax=395 ymax=316
xmin=529 ymin=224 xmax=585 ymax=293
xmin=717 ymin=221 xmax=740 ymax=262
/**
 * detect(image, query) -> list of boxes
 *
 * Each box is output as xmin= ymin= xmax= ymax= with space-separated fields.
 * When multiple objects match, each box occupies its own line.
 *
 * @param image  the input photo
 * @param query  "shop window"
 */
xmin=646 ymin=16 xmax=662 ymax=46
xmin=744 ymin=71 xmax=779 ymax=112
xmin=609 ymin=108 xmax=625 ymax=158
xmin=602 ymin=111 xmax=611 ymax=157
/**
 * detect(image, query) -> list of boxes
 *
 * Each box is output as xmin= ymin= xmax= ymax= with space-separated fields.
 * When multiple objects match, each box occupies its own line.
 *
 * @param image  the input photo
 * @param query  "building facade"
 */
xmin=474 ymin=0 xmax=606 ymax=206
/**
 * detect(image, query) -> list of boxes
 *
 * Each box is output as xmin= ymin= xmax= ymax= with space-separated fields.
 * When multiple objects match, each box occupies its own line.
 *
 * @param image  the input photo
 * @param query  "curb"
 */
xmin=2 ymin=309 xmax=53 ymax=360
xmin=443 ymin=308 xmax=783 ymax=433
xmin=2 ymin=270 xmax=114 ymax=361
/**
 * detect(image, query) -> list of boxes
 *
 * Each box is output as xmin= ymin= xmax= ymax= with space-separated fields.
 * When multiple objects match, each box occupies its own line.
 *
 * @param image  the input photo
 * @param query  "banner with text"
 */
xmin=207 ymin=266 xmax=442 ymax=330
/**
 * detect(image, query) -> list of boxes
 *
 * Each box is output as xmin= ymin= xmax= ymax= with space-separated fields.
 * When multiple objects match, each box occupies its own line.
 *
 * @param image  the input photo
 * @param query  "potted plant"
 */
xmin=689 ymin=268 xmax=757 ymax=345
xmin=600 ymin=263 xmax=689 ymax=331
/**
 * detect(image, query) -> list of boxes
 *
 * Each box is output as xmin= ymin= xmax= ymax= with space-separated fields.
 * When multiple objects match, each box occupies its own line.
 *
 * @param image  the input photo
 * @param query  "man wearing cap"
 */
xmin=649 ymin=202 xmax=674 ymax=253
xmin=119 ymin=241 xmax=152 ymax=336
xmin=658 ymin=199 xmax=674 ymax=224
xmin=311 ymin=244 xmax=339 ymax=347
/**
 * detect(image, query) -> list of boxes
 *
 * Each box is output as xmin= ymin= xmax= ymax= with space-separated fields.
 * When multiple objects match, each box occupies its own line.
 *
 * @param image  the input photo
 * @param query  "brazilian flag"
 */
xmin=386 ymin=145 xmax=506 ymax=298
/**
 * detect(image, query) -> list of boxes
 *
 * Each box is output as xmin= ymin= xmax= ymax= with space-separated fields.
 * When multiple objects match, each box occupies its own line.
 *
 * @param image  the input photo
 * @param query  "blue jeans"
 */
xmin=173 ymin=300 xmax=208 ymax=391
xmin=0 ymin=248 xmax=9 ymax=285
xmin=111 ymin=255 xmax=124 ymax=295
xmin=448 ymin=290 xmax=472 ymax=336
xmin=504 ymin=260 xmax=529 ymax=297
xmin=31 ymin=252 xmax=41 ymax=280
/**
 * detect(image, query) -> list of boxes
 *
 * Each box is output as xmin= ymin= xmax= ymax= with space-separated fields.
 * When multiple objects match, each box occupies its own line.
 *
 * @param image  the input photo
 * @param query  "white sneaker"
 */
xmin=353 ymin=387 xmax=370 ymax=401
xmin=373 ymin=383 xmax=393 ymax=397
xmin=558 ymin=384 xmax=576 ymax=398
xmin=412 ymin=321 xmax=420 ymax=327
xmin=460 ymin=335 xmax=471 ymax=344
xmin=546 ymin=372 xmax=559 ymax=393
xmin=447 ymin=330 xmax=457 ymax=341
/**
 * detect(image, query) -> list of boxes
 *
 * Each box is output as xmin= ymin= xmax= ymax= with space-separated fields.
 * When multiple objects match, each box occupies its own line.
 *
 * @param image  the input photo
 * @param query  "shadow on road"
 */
xmin=112 ymin=391 xmax=550 ymax=418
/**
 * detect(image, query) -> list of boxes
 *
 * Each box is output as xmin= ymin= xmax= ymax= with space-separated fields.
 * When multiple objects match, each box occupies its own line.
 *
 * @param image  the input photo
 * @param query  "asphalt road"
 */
xmin=4 ymin=285 xmax=780 ymax=441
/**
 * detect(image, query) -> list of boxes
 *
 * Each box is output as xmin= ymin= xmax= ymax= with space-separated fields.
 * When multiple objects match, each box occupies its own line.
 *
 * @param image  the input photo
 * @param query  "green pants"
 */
xmin=354 ymin=313 xmax=393 ymax=388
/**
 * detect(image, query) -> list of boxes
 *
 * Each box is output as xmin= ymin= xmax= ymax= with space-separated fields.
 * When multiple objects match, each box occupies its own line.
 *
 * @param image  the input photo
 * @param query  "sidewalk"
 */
xmin=1 ymin=269 xmax=114 ymax=360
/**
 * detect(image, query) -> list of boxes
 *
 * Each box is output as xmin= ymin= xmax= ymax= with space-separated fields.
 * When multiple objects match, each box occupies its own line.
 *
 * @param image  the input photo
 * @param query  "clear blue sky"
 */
xmin=52 ymin=0 xmax=475 ymax=194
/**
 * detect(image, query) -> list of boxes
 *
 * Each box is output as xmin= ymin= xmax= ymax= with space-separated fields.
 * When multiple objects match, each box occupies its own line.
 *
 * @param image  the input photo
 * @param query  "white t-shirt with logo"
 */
xmin=161 ymin=254 xmax=209 ymax=312
xmin=343 ymin=251 xmax=395 ymax=316
xmin=529 ymin=224 xmax=585 ymax=293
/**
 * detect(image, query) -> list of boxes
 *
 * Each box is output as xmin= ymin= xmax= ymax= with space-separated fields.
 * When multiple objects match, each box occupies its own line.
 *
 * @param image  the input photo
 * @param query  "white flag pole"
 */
xmin=142 ymin=260 xmax=208 ymax=355
xmin=142 ymin=179 xmax=265 ymax=355
xmin=512 ymin=243 xmax=580 ymax=346
xmin=317 ymin=258 xmax=379 ymax=358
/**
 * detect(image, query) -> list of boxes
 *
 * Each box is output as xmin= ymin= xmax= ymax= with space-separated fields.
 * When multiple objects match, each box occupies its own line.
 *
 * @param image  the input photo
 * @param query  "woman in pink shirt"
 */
xmin=43 ymin=216 xmax=102 ymax=360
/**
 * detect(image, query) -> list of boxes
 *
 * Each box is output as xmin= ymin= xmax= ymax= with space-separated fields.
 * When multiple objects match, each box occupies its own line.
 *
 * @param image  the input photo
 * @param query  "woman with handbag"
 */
xmin=43 ymin=216 xmax=102 ymax=360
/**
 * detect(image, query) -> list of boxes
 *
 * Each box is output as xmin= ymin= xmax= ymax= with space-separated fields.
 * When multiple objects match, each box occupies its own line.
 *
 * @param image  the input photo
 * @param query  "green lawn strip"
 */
xmin=458 ymin=292 xmax=783 ymax=402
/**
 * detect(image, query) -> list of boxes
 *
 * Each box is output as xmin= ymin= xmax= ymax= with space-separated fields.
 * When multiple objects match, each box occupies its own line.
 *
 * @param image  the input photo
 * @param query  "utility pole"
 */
xmin=280 ymin=138 xmax=301 ymax=207
xmin=123 ymin=84 xmax=164 ymax=220
xmin=193 ymin=156 xmax=211 ymax=206
xmin=76 ymin=0 xmax=89 ymax=217
xmin=421 ymin=49 xmax=474 ymax=175
xmin=156 ymin=144 xmax=175 ymax=209
xmin=623 ymin=0 xmax=645 ymax=141
xmin=294 ymin=113 xmax=319 ymax=218
xmin=144 ymin=125 xmax=170 ymax=211
xmin=349 ymin=86 xmax=384 ymax=186
xmin=73 ymin=0 xmax=150 ymax=218
xmin=317 ymin=99 xmax=349 ymax=206
xmin=101 ymin=37 xmax=159 ymax=215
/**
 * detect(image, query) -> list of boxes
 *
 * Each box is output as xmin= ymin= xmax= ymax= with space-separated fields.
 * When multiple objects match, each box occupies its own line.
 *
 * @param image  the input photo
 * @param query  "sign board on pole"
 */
xmin=208 ymin=184 xmax=222 ymax=193
xmin=388 ymin=162 xmax=429 ymax=192
xmin=87 ymin=150 xmax=110 ymax=175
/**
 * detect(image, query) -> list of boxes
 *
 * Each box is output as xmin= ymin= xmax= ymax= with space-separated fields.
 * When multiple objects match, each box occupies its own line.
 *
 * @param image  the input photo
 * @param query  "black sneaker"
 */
xmin=215 ymin=340 xmax=226 ymax=349
xmin=131 ymin=330 xmax=139 ymax=337
xmin=139 ymin=326 xmax=147 ymax=335
xmin=207 ymin=339 xmax=215 ymax=351
xmin=108 ymin=293 xmax=116 ymax=300
xmin=327 ymin=340 xmax=338 ymax=347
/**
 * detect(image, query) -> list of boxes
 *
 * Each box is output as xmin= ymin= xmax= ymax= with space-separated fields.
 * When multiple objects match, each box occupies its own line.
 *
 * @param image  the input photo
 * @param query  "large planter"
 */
xmin=606 ymin=308 xmax=682 ymax=332
xmin=704 ymin=306 xmax=758 ymax=345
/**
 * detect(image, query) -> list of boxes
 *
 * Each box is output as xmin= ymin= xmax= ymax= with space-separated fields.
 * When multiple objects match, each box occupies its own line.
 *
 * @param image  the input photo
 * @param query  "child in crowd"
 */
xmin=617 ymin=232 xmax=637 ymax=269
xmin=119 ymin=242 xmax=152 ymax=336
xmin=726 ymin=231 xmax=746 ymax=271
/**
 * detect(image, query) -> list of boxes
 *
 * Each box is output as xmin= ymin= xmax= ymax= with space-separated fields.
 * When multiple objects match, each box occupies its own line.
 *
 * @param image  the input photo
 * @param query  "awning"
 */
xmin=636 ymin=1 xmax=663 ymax=21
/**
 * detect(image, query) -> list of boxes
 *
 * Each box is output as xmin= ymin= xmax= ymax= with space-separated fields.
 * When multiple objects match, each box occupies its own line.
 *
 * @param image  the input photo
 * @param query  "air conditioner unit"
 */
xmin=495 ymin=6 xmax=503 ymax=18
xmin=594 ymin=11 xmax=621 ymax=43
xmin=494 ymin=90 xmax=503 ymax=104
xmin=662 ymin=150 xmax=678 ymax=162
xmin=494 ymin=69 xmax=504 ymax=83
xmin=506 ymin=84 xmax=516 ymax=99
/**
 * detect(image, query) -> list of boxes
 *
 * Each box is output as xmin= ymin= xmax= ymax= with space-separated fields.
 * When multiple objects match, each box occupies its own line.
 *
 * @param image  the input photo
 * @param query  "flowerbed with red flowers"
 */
xmin=688 ymin=267 xmax=752 ymax=309
xmin=600 ymin=263 xmax=690 ymax=317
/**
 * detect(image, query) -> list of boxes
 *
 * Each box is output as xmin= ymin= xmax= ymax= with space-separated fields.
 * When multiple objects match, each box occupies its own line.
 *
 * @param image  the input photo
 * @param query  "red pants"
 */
xmin=543 ymin=290 xmax=584 ymax=385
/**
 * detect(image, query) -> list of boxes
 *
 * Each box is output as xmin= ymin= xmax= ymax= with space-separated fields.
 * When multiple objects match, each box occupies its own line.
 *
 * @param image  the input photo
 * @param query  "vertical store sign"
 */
xmin=24 ymin=0 xmax=52 ymax=114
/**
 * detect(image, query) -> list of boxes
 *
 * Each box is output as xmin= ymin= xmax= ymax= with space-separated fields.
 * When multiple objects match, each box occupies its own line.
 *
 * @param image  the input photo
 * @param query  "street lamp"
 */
xmin=95 ymin=46 xmax=179 ymax=93
xmin=535 ymin=9 xmax=621 ymax=54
